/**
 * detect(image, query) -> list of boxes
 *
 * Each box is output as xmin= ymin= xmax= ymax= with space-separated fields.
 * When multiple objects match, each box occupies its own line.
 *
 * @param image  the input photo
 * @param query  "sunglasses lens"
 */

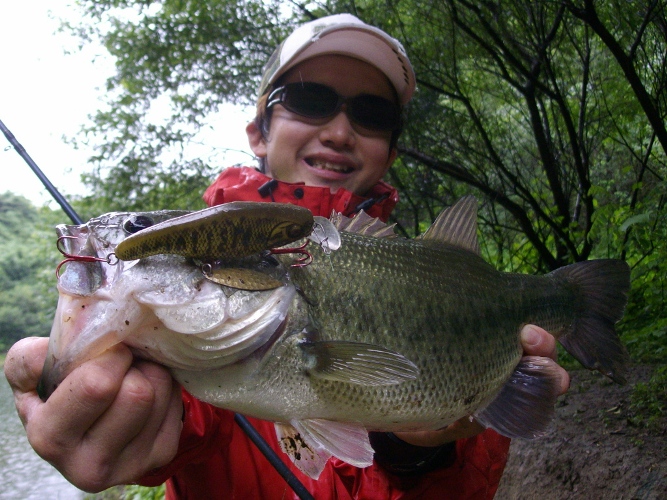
xmin=276 ymin=82 xmax=401 ymax=131
xmin=283 ymin=83 xmax=340 ymax=118
xmin=349 ymin=95 xmax=401 ymax=131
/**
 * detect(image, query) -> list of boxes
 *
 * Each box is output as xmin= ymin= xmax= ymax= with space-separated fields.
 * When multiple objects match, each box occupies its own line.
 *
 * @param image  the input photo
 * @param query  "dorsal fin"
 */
xmin=421 ymin=196 xmax=480 ymax=254
xmin=330 ymin=210 xmax=398 ymax=239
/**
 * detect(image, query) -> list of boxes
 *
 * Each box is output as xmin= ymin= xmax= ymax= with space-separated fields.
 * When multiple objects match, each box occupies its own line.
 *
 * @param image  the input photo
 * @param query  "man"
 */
xmin=5 ymin=14 xmax=568 ymax=499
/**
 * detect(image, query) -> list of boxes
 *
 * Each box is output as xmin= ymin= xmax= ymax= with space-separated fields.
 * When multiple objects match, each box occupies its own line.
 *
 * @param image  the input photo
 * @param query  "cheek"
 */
xmin=267 ymin=119 xmax=312 ymax=154
xmin=264 ymin=122 xmax=312 ymax=180
xmin=361 ymin=137 xmax=393 ymax=171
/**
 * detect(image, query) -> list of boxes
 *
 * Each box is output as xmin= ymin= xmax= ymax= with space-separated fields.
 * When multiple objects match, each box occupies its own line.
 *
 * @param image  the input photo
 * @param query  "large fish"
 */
xmin=39 ymin=197 xmax=630 ymax=479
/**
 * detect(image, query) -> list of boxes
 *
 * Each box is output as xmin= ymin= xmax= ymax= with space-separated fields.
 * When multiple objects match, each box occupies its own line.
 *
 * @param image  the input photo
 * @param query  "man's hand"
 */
xmin=394 ymin=325 xmax=570 ymax=447
xmin=4 ymin=337 xmax=184 ymax=492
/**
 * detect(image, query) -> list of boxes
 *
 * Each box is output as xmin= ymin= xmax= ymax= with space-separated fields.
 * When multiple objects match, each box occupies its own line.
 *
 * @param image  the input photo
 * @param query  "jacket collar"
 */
xmin=203 ymin=166 xmax=399 ymax=222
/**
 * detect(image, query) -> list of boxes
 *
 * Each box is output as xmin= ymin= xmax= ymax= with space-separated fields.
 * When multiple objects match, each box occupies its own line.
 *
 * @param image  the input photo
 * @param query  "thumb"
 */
xmin=4 ymin=337 xmax=50 ymax=393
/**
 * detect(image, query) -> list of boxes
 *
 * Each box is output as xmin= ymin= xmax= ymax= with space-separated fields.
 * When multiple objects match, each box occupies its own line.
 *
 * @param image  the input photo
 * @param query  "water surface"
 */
xmin=0 ymin=370 xmax=84 ymax=500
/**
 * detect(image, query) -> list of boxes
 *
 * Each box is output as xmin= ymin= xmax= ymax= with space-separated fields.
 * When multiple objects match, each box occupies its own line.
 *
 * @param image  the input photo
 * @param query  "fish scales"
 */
xmin=40 ymin=198 xmax=630 ymax=480
xmin=196 ymin=234 xmax=556 ymax=429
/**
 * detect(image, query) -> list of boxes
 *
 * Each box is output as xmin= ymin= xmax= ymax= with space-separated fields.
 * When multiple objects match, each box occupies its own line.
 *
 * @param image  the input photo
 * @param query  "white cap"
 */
xmin=259 ymin=14 xmax=415 ymax=105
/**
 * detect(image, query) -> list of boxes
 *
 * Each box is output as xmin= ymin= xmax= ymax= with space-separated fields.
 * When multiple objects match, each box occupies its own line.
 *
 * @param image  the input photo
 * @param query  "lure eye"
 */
xmin=123 ymin=215 xmax=154 ymax=234
xmin=287 ymin=223 xmax=307 ymax=239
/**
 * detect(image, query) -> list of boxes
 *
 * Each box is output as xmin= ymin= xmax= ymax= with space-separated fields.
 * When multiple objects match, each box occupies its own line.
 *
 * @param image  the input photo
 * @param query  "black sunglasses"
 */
xmin=267 ymin=82 xmax=402 ymax=132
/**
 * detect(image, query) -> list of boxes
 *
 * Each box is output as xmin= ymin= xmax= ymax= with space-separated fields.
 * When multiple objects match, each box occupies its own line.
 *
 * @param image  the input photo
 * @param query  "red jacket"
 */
xmin=139 ymin=167 xmax=511 ymax=499
xmin=201 ymin=165 xmax=399 ymax=221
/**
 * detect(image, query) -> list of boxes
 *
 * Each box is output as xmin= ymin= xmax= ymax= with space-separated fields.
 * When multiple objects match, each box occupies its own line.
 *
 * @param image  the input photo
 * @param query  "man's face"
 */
xmin=247 ymin=55 xmax=398 ymax=196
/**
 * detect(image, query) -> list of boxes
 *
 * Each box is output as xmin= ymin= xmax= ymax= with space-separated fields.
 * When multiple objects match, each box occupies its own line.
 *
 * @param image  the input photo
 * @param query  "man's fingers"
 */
xmin=4 ymin=337 xmax=50 ymax=428
xmin=556 ymin=366 xmax=570 ymax=395
xmin=520 ymin=324 xmax=557 ymax=360
xmin=520 ymin=325 xmax=570 ymax=395
xmin=130 ymin=361 xmax=183 ymax=468
xmin=117 ymin=363 xmax=184 ymax=475
xmin=76 ymin=361 xmax=182 ymax=488
xmin=83 ymin=364 xmax=159 ymax=459
xmin=31 ymin=344 xmax=134 ymax=458
xmin=4 ymin=337 xmax=49 ymax=393
xmin=5 ymin=338 xmax=183 ymax=492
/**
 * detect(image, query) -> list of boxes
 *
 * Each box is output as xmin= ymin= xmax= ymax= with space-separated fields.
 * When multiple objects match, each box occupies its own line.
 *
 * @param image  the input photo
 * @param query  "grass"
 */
xmin=628 ymin=365 xmax=667 ymax=430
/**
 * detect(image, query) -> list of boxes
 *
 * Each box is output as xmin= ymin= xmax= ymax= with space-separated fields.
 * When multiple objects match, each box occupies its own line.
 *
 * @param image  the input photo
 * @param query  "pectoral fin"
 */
xmin=300 ymin=340 xmax=419 ymax=385
xmin=474 ymin=356 xmax=561 ymax=439
xmin=275 ymin=419 xmax=373 ymax=479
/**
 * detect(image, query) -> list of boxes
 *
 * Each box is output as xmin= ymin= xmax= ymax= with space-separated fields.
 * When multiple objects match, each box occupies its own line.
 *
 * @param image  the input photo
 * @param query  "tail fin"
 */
xmin=551 ymin=259 xmax=630 ymax=384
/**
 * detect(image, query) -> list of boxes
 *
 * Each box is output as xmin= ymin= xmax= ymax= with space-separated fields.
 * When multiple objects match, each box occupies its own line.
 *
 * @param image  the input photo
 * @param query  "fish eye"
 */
xmin=123 ymin=215 xmax=155 ymax=234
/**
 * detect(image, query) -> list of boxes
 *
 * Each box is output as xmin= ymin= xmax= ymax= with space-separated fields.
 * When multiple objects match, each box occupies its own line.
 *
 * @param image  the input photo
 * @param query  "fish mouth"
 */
xmin=305 ymin=158 xmax=356 ymax=174
xmin=38 ymin=291 xmax=144 ymax=400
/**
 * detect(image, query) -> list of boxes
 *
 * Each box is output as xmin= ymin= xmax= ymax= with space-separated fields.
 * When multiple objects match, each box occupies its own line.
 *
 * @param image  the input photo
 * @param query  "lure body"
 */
xmin=115 ymin=201 xmax=314 ymax=261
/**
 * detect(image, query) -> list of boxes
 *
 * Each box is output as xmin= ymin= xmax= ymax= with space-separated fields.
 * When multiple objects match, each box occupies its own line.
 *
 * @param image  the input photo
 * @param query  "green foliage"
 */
xmin=67 ymin=0 xmax=303 ymax=211
xmin=123 ymin=484 xmax=165 ymax=500
xmin=587 ymin=170 xmax=667 ymax=363
xmin=60 ymin=1 xmax=666 ymax=361
xmin=0 ymin=192 xmax=38 ymax=240
xmin=0 ymin=192 xmax=62 ymax=351
xmin=628 ymin=365 xmax=667 ymax=430
xmin=85 ymin=484 xmax=165 ymax=500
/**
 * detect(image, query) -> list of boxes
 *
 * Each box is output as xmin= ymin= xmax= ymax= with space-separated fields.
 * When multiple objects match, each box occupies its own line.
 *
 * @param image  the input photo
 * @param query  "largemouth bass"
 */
xmin=40 ymin=197 xmax=630 ymax=479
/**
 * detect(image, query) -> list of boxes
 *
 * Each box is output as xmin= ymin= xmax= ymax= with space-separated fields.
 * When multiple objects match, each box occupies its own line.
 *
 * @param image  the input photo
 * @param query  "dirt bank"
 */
xmin=496 ymin=365 xmax=666 ymax=500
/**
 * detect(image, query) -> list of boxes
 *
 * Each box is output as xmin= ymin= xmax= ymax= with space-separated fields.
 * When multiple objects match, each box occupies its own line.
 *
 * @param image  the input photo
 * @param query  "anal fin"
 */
xmin=275 ymin=422 xmax=331 ymax=480
xmin=275 ymin=419 xmax=373 ymax=480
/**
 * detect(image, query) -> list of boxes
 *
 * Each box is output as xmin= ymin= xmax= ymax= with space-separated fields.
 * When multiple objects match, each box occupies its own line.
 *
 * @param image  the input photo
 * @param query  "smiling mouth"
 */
xmin=306 ymin=158 xmax=354 ymax=174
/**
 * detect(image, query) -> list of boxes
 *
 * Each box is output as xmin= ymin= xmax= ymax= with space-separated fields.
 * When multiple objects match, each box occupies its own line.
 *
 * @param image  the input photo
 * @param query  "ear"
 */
xmin=246 ymin=121 xmax=267 ymax=159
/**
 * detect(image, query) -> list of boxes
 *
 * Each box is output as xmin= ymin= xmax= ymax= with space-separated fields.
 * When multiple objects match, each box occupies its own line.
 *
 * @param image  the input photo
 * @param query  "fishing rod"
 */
xmin=0 ymin=117 xmax=315 ymax=500
xmin=0 ymin=118 xmax=83 ymax=225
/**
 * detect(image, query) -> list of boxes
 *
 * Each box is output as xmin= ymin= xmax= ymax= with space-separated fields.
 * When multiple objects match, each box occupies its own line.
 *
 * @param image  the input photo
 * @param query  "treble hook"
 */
xmin=269 ymin=240 xmax=312 ymax=267
xmin=55 ymin=235 xmax=117 ymax=278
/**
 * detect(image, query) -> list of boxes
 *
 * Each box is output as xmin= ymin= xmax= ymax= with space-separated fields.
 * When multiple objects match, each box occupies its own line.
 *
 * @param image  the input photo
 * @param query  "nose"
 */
xmin=319 ymin=108 xmax=356 ymax=149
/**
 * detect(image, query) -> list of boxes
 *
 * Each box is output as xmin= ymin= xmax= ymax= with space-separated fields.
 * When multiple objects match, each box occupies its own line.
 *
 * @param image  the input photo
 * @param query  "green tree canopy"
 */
xmin=63 ymin=0 xmax=666 ymax=359
xmin=0 ymin=192 xmax=61 ymax=350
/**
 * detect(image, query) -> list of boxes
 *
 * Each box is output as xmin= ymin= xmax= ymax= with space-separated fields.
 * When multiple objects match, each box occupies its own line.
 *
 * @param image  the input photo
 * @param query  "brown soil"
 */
xmin=496 ymin=365 xmax=667 ymax=500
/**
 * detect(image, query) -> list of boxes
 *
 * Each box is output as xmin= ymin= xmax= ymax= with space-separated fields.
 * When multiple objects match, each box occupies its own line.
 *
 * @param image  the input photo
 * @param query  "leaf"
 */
xmin=620 ymin=213 xmax=651 ymax=232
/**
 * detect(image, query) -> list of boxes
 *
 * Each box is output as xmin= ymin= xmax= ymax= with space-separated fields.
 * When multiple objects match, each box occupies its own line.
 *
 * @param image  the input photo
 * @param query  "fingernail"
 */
xmin=521 ymin=325 xmax=540 ymax=346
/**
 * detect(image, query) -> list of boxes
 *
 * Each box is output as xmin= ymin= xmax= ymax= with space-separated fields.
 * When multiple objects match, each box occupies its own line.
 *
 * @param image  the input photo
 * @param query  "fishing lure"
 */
xmin=114 ymin=202 xmax=314 ymax=261
xmin=56 ymin=202 xmax=316 ymax=290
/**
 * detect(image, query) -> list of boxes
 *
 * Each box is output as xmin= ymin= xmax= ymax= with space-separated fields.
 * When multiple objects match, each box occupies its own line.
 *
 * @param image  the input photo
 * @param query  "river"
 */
xmin=0 ymin=370 xmax=84 ymax=500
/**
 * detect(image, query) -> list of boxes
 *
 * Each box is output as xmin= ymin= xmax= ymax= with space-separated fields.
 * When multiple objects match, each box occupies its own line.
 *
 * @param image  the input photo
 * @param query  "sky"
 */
xmin=0 ymin=1 xmax=255 ymax=208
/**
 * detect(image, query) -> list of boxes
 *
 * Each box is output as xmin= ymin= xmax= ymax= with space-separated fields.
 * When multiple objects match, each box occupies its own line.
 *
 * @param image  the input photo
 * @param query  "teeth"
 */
xmin=310 ymin=159 xmax=353 ymax=174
